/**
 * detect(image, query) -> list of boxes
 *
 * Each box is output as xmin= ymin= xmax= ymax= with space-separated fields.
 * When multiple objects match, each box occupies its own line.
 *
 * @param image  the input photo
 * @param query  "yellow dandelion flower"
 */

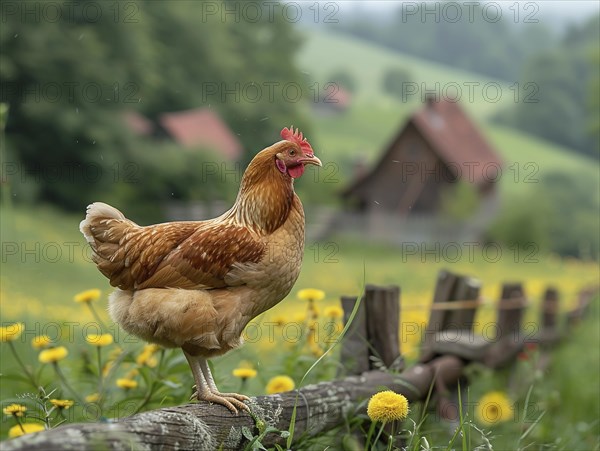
xmin=266 ymin=375 xmax=295 ymax=394
xmin=31 ymin=335 xmax=52 ymax=349
xmin=367 ymin=390 xmax=409 ymax=423
xmin=476 ymin=391 xmax=514 ymax=426
xmin=74 ymin=289 xmax=101 ymax=303
xmin=116 ymin=378 xmax=138 ymax=389
xmin=297 ymin=288 xmax=326 ymax=302
xmin=49 ymin=399 xmax=74 ymax=410
xmin=8 ymin=423 xmax=44 ymax=438
xmin=324 ymin=305 xmax=344 ymax=319
xmin=3 ymin=403 xmax=27 ymax=417
xmin=293 ymin=312 xmax=306 ymax=324
xmin=85 ymin=393 xmax=100 ymax=403
xmin=136 ymin=344 xmax=160 ymax=367
xmin=0 ymin=323 xmax=24 ymax=342
xmin=38 ymin=346 xmax=68 ymax=364
xmin=309 ymin=343 xmax=324 ymax=357
xmin=232 ymin=368 xmax=258 ymax=380
xmin=272 ymin=315 xmax=287 ymax=327
xmin=85 ymin=333 xmax=113 ymax=347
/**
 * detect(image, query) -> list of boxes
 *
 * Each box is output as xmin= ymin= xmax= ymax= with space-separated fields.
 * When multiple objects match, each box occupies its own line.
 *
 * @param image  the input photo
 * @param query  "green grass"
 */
xmin=1 ymin=205 xmax=599 ymax=446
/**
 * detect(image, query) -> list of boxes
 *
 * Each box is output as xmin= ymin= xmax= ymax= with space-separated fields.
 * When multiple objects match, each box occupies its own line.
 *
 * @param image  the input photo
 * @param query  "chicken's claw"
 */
xmin=190 ymin=388 xmax=250 ymax=414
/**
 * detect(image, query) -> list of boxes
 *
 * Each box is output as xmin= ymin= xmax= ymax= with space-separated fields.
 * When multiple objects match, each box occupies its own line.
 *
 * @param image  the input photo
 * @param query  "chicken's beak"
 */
xmin=300 ymin=155 xmax=322 ymax=167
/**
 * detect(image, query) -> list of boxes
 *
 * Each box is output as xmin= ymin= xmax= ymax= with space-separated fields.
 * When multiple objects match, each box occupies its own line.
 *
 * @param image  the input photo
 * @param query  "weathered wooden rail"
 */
xmin=3 ymin=271 xmax=597 ymax=450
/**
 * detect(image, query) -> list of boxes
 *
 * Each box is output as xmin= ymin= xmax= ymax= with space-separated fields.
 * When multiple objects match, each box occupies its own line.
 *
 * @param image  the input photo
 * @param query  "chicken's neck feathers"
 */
xmin=225 ymin=159 xmax=297 ymax=234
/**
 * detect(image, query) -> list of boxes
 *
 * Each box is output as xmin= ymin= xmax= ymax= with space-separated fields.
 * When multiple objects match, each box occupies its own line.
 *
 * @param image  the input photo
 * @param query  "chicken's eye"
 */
xmin=289 ymin=149 xmax=296 ymax=156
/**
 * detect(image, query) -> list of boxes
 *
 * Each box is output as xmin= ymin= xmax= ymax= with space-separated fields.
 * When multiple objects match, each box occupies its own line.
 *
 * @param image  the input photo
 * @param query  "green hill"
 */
xmin=295 ymin=29 xmax=600 ymax=196
xmin=296 ymin=29 xmax=512 ymax=117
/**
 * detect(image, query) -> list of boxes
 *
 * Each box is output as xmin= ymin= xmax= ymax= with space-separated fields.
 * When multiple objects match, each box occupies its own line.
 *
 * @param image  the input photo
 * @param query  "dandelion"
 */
xmin=136 ymin=344 xmax=160 ymax=367
xmin=8 ymin=423 xmax=44 ymax=438
xmin=31 ymin=335 xmax=52 ymax=349
xmin=3 ymin=404 xmax=27 ymax=417
xmin=38 ymin=346 xmax=68 ymax=364
xmin=232 ymin=368 xmax=258 ymax=380
xmin=85 ymin=333 xmax=113 ymax=347
xmin=3 ymin=323 xmax=37 ymax=388
xmin=73 ymin=289 xmax=101 ymax=303
xmin=74 ymin=289 xmax=110 ymax=332
xmin=0 ymin=322 xmax=24 ymax=342
xmin=476 ymin=391 xmax=514 ymax=426
xmin=297 ymin=289 xmax=326 ymax=302
xmin=309 ymin=342 xmax=324 ymax=358
xmin=272 ymin=315 xmax=287 ymax=327
xmin=85 ymin=393 xmax=100 ymax=403
xmin=266 ymin=375 xmax=295 ymax=394
xmin=50 ymin=399 xmax=74 ymax=410
xmin=324 ymin=305 xmax=344 ymax=319
xmin=116 ymin=378 xmax=138 ymax=389
xmin=367 ymin=390 xmax=410 ymax=423
xmin=366 ymin=390 xmax=410 ymax=449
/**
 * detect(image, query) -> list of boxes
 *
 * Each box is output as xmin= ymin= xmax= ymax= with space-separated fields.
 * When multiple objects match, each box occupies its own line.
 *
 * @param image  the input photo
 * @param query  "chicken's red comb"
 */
xmin=280 ymin=126 xmax=314 ymax=154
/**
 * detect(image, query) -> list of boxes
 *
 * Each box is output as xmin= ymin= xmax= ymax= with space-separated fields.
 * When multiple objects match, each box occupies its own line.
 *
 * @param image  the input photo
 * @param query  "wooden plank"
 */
xmin=3 ymin=363 xmax=462 ymax=451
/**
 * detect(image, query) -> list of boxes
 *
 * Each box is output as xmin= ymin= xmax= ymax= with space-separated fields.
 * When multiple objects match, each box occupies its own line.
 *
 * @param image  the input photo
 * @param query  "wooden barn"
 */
xmin=337 ymin=97 xmax=503 ymax=243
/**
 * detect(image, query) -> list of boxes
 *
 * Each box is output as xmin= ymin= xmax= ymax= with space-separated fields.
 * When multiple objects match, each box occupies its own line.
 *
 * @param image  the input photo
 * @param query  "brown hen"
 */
xmin=80 ymin=127 xmax=321 ymax=413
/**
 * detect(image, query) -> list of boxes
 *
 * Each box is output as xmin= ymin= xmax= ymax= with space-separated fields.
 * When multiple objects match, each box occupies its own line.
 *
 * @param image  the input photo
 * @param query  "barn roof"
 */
xmin=124 ymin=111 xmax=154 ymax=136
xmin=411 ymin=99 xmax=502 ymax=183
xmin=343 ymin=98 xmax=503 ymax=196
xmin=158 ymin=108 xmax=242 ymax=161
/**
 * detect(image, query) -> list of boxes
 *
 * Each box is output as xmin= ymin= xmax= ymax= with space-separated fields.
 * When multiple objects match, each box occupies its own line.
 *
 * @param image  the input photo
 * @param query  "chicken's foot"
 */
xmin=184 ymin=352 xmax=249 ymax=414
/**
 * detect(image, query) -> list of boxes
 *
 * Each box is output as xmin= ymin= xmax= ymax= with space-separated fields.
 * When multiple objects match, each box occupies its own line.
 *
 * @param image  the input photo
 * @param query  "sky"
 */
xmin=345 ymin=1 xmax=599 ymax=25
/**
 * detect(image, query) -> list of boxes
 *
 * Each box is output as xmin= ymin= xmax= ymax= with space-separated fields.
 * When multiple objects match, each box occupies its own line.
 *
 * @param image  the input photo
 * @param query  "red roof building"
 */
xmin=158 ymin=108 xmax=242 ymax=161
xmin=342 ymin=98 xmax=503 ymax=215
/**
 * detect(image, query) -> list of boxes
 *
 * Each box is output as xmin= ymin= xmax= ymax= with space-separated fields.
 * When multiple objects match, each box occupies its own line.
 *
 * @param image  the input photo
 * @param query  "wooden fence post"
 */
xmin=420 ymin=271 xmax=483 ymax=362
xmin=420 ymin=270 xmax=459 ymax=362
xmin=365 ymin=284 xmax=402 ymax=371
xmin=340 ymin=295 xmax=369 ymax=375
xmin=484 ymin=282 xmax=528 ymax=368
xmin=540 ymin=287 xmax=561 ymax=345
xmin=340 ymin=285 xmax=402 ymax=375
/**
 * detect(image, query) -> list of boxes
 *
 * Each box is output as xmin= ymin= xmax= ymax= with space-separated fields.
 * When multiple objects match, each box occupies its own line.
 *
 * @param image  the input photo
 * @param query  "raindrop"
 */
xmin=374 ymin=201 xmax=380 ymax=205
xmin=92 ymin=140 xmax=96 ymax=145
xmin=14 ymin=34 xmax=18 ymax=38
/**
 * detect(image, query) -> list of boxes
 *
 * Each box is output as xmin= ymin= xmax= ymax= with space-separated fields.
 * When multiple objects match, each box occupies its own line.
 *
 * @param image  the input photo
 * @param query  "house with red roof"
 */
xmin=338 ymin=97 xmax=503 ymax=243
xmin=124 ymin=108 xmax=242 ymax=161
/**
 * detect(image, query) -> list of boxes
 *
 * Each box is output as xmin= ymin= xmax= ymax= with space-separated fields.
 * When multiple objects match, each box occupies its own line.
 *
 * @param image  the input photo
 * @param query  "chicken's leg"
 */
xmin=184 ymin=351 xmax=249 ymax=414
xmin=199 ymin=358 xmax=250 ymax=409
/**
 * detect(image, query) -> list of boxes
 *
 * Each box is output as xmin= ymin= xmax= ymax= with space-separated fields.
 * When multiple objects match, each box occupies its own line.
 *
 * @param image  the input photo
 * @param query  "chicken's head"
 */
xmin=275 ymin=126 xmax=322 ymax=178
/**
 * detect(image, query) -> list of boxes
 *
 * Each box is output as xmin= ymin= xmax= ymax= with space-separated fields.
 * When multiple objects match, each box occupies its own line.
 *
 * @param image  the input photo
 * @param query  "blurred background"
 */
xmin=1 ymin=1 xmax=599 ymax=316
xmin=1 ymin=0 xmax=599 ymax=445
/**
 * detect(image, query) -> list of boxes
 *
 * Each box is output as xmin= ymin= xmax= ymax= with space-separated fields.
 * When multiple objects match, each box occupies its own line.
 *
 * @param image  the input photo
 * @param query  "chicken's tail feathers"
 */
xmin=80 ymin=202 xmax=127 ymax=244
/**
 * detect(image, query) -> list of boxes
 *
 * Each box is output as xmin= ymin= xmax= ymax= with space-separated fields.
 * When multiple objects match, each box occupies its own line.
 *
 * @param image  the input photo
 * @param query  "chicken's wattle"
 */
xmin=287 ymin=164 xmax=305 ymax=178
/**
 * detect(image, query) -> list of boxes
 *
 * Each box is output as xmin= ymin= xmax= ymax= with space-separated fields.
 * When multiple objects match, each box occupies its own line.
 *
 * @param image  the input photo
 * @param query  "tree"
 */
xmin=0 ymin=0 xmax=310 ymax=213
xmin=382 ymin=67 xmax=412 ymax=100
xmin=328 ymin=69 xmax=357 ymax=93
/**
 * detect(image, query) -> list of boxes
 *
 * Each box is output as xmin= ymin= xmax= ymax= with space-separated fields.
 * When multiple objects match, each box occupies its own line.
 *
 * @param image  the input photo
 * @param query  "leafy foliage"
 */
xmin=1 ymin=0 xmax=309 ymax=214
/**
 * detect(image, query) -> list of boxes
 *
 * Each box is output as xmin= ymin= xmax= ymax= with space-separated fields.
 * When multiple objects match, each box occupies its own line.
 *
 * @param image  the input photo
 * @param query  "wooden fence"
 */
xmin=3 ymin=270 xmax=597 ymax=450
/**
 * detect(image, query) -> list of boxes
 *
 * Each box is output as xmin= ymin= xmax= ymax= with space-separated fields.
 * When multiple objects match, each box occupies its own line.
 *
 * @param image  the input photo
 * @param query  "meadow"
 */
xmin=2 ymin=28 xmax=599 ymax=450
xmin=1 ymin=204 xmax=598 ymax=448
